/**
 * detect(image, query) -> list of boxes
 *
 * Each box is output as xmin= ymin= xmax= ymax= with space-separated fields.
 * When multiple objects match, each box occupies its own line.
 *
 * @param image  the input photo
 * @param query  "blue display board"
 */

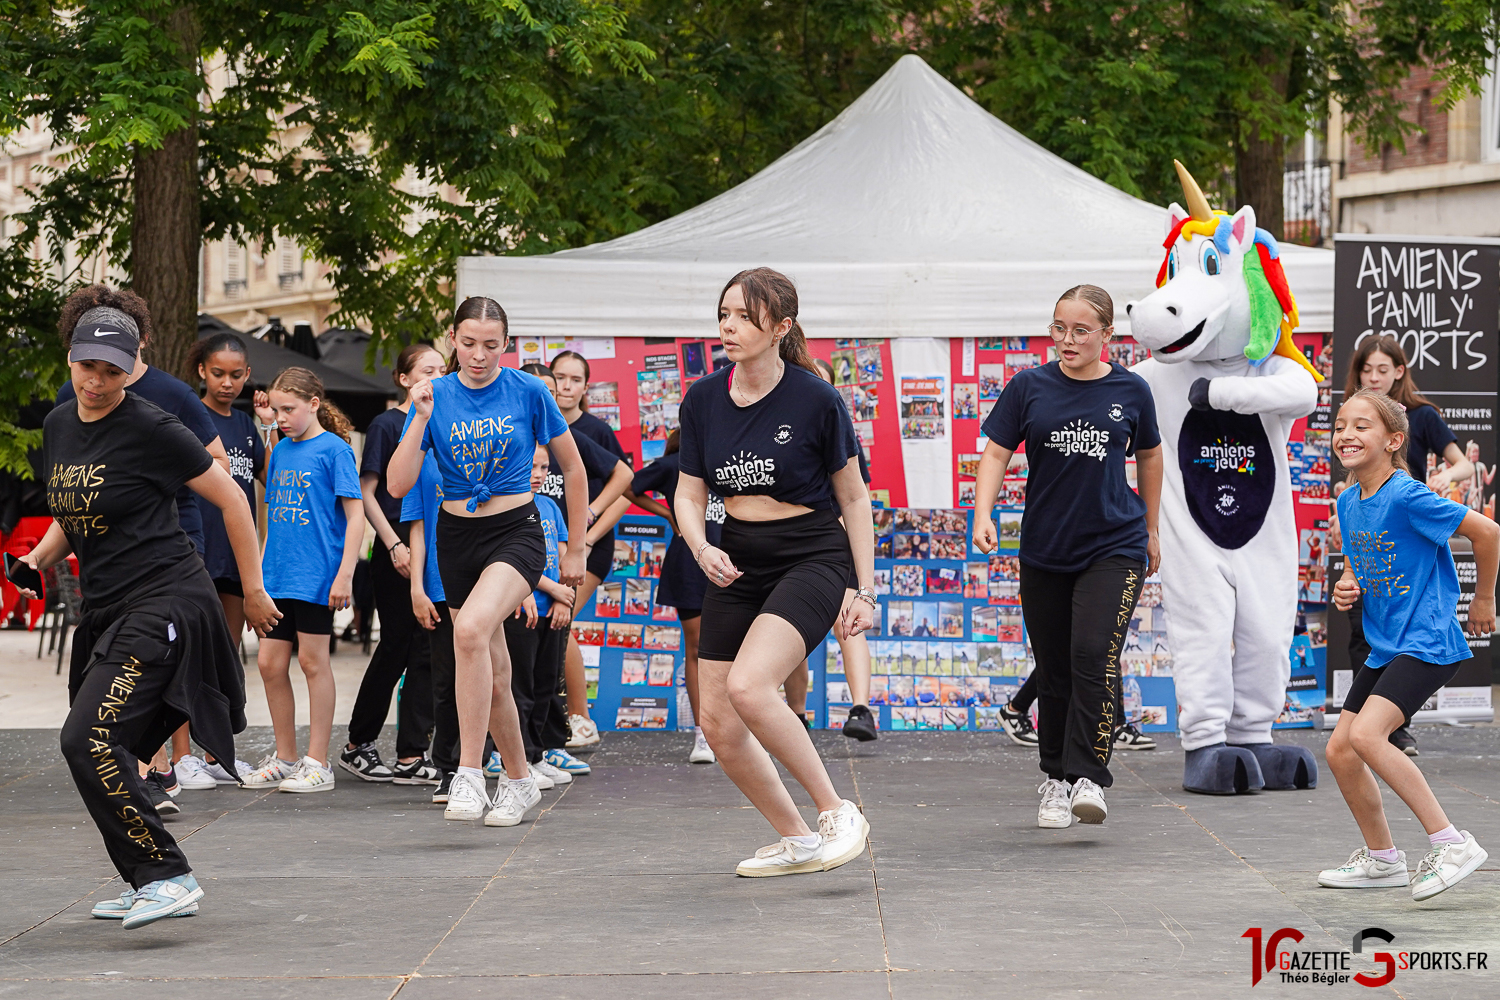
xmin=580 ymin=512 xmax=1323 ymax=733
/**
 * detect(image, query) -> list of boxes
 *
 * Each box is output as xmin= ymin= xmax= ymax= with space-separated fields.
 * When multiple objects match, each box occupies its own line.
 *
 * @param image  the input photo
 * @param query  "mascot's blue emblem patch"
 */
xmin=1178 ymin=409 xmax=1274 ymax=549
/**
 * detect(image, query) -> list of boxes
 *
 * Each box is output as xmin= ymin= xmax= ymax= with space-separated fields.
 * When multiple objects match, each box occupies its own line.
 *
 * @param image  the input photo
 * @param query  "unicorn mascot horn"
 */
xmin=1126 ymin=161 xmax=1322 ymax=796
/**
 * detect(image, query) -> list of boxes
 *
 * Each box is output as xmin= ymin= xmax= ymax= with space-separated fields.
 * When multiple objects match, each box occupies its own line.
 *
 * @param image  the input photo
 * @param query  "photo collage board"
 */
xmin=512 ymin=330 xmax=1330 ymax=732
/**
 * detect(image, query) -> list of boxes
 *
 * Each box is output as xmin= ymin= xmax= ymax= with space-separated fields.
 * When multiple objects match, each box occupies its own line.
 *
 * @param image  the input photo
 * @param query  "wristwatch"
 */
xmin=854 ymin=587 xmax=878 ymax=608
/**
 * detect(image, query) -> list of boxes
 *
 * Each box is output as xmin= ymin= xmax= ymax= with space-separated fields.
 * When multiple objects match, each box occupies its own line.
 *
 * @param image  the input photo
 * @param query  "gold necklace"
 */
xmin=733 ymin=359 xmax=784 ymax=405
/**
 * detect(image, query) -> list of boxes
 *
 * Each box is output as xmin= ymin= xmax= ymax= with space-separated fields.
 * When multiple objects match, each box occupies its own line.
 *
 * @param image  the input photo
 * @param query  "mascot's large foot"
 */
xmin=1229 ymin=743 xmax=1318 ymax=791
xmin=1183 ymin=743 xmax=1265 ymax=795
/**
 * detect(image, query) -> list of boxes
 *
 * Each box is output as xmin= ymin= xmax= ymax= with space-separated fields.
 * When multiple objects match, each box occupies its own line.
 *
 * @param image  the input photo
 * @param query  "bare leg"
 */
xmin=485 ymin=621 xmax=528 ymax=778
xmin=451 ymin=563 xmax=532 ymax=775
xmin=682 ymin=615 xmax=702 ymax=722
xmin=837 ymin=588 xmax=872 ymax=705
xmin=564 ymin=570 xmax=605 ymax=719
xmin=1348 ymin=696 xmax=1452 ymax=835
xmin=296 ymin=632 xmax=336 ymax=767
xmin=784 ymin=660 xmax=809 ymax=719
xmin=699 ymin=615 xmax=843 ymax=838
xmin=257 ymin=637 xmax=299 ymax=761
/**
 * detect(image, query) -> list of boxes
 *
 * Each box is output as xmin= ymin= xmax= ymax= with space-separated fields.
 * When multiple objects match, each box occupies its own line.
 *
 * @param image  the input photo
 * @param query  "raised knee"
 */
xmin=1347 ymin=721 xmax=1388 ymax=759
xmin=1325 ymin=733 xmax=1357 ymax=768
xmin=59 ymin=721 xmax=94 ymax=762
xmin=725 ymin=673 xmax=762 ymax=714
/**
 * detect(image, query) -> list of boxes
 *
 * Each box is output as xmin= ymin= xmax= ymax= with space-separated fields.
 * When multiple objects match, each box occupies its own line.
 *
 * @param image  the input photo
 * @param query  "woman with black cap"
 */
xmin=15 ymin=286 xmax=280 ymax=928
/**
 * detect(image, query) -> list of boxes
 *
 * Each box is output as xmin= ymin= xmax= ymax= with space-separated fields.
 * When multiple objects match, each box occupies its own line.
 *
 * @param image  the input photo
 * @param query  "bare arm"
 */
xmin=387 ymin=379 xmax=432 ymax=498
xmin=586 ymin=460 xmax=634 ymax=532
xmin=328 ymin=495 xmax=365 ymax=610
xmin=407 ymin=519 xmax=439 ymax=630
xmin=831 ymin=457 xmax=875 ymax=639
xmin=547 ymin=430 xmax=591 ymax=587
xmin=361 ymin=471 xmax=410 ymax=578
xmin=205 ymin=435 xmax=231 ymax=475
xmin=626 ymin=488 xmax=677 ymax=531
xmin=1136 ymin=445 xmax=1164 ymax=575
xmin=188 ymin=462 xmax=281 ymax=634
xmin=587 ymin=495 xmax=632 ymax=547
xmin=971 ymin=438 xmax=1015 ymax=554
xmin=22 ymin=521 xmax=73 ymax=571
xmin=1429 ymin=442 xmax=1474 ymax=491
xmin=672 ymin=471 xmax=740 ymax=584
xmin=1457 ymin=510 xmax=1499 ymax=635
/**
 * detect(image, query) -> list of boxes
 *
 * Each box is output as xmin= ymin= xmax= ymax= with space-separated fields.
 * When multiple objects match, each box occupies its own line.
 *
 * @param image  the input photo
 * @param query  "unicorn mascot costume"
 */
xmin=1127 ymin=162 xmax=1323 ymax=795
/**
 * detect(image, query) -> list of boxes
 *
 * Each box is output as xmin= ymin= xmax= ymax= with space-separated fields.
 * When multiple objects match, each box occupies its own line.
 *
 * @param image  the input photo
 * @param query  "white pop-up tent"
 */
xmin=458 ymin=54 xmax=1333 ymax=340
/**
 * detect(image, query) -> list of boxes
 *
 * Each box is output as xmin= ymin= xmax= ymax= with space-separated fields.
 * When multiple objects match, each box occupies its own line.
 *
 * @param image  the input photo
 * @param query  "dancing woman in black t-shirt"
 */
xmin=675 ymin=268 xmax=874 ymax=877
xmin=16 ymin=289 xmax=280 ymax=928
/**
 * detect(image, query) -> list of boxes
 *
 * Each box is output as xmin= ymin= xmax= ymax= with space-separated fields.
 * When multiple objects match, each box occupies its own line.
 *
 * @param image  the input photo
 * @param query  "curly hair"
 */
xmin=58 ymin=285 xmax=153 ymax=347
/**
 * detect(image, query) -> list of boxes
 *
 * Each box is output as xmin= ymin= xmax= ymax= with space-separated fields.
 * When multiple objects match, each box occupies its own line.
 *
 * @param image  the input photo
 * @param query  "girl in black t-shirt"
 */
xmin=973 ymin=285 xmax=1163 ymax=831
xmin=19 ymin=288 xmax=281 ymax=928
xmin=1339 ymin=335 xmax=1475 ymax=758
xmin=341 ymin=343 xmax=446 ymax=785
xmin=675 ymin=268 xmax=874 ymax=878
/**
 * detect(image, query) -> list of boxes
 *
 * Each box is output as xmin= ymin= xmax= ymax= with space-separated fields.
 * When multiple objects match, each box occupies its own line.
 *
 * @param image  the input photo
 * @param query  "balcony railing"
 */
xmin=1283 ymin=159 xmax=1332 ymax=247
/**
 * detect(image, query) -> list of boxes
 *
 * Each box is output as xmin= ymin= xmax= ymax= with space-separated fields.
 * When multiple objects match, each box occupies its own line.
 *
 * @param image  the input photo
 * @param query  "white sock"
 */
xmin=456 ymin=765 xmax=484 ymax=782
xmin=786 ymin=833 xmax=820 ymax=850
xmin=513 ymin=774 xmax=535 ymax=786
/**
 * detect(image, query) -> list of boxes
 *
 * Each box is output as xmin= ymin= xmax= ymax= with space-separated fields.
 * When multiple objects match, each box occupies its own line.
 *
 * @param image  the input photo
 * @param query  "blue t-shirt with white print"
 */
xmin=1337 ymin=470 xmax=1472 ymax=669
xmin=532 ymin=493 xmax=569 ymax=616
xmin=400 ymin=451 xmax=445 ymax=605
xmin=403 ymin=369 xmax=569 ymax=511
xmin=262 ymin=430 xmax=362 ymax=604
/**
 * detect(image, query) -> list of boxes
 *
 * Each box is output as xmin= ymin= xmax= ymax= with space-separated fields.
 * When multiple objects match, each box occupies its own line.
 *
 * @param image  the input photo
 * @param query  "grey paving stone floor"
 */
xmin=2 ymin=725 xmax=1498 ymax=998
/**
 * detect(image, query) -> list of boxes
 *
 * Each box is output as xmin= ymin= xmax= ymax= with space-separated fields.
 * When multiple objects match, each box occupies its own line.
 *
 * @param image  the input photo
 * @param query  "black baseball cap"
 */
xmin=69 ymin=307 xmax=141 ymax=372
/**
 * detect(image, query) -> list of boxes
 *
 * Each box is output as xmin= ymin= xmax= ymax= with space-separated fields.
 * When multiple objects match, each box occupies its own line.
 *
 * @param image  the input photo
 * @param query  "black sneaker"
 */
xmin=158 ymin=765 xmax=182 ymax=798
xmin=842 ymin=704 xmax=879 ymax=742
xmin=391 ymin=757 xmax=442 ymax=785
xmin=432 ymin=771 xmax=454 ymax=804
xmin=998 ymin=701 xmax=1039 ymax=747
xmin=145 ymin=771 xmax=180 ymax=816
xmin=338 ymin=743 xmax=395 ymax=782
xmin=1112 ymin=723 xmax=1156 ymax=751
xmin=1389 ymin=726 xmax=1419 ymax=757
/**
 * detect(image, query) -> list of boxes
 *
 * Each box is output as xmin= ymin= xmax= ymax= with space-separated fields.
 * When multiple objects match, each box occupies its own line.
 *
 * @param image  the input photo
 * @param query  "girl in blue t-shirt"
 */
xmin=1340 ymin=335 xmax=1475 ymax=757
xmin=1323 ymin=389 xmax=1497 ymax=900
xmin=386 ymin=296 xmax=590 ymax=829
xmin=244 ymin=367 xmax=364 ymax=795
xmin=972 ymin=285 xmax=1163 ymax=831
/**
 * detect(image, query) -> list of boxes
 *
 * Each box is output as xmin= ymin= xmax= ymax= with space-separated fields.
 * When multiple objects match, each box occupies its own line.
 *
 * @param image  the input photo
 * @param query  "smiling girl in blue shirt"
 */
xmin=1322 ymin=389 xmax=1497 ymax=901
xmin=387 ymin=296 xmax=590 ymax=829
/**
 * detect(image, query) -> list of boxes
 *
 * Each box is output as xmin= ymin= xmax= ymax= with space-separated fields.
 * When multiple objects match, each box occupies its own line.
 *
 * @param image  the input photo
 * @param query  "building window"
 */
xmin=223 ymin=243 xmax=247 ymax=300
xmin=277 ymin=236 xmax=303 ymax=290
xmin=1482 ymin=56 xmax=1500 ymax=163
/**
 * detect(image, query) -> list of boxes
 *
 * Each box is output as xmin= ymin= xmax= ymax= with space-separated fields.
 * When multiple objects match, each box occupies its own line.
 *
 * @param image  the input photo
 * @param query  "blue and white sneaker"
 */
xmin=120 ymin=875 xmax=203 ymax=929
xmin=91 ymin=887 xmax=196 ymax=919
xmin=543 ymin=748 xmax=591 ymax=775
xmin=484 ymin=751 xmax=504 ymax=777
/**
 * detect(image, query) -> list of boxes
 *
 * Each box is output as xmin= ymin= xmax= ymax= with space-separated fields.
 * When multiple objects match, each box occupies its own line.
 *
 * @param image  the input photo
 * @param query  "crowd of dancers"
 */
xmin=19 ymin=270 xmax=1494 ymax=927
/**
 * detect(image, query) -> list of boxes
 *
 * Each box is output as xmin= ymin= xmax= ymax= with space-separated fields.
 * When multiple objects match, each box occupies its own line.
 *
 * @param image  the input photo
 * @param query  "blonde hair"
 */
xmin=1339 ymin=388 xmax=1410 ymax=484
xmin=268 ymin=366 xmax=354 ymax=442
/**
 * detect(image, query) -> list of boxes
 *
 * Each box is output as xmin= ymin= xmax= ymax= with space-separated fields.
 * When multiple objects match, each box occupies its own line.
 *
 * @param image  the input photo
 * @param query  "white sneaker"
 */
xmin=531 ymin=759 xmax=572 ymax=785
xmin=279 ymin=757 xmax=335 ymax=793
xmin=242 ymin=754 xmax=299 ymax=788
xmin=173 ymin=755 xmax=217 ymax=790
xmin=817 ymin=799 xmax=870 ymax=871
xmin=1070 ymin=777 xmax=1107 ymax=824
xmin=1411 ymin=833 xmax=1488 ymax=900
xmin=736 ymin=838 xmax=824 ymax=877
xmin=527 ymin=762 xmax=555 ymax=790
xmin=444 ymin=771 xmax=490 ymax=821
xmin=689 ymin=730 xmax=715 ymax=764
xmin=565 ymin=714 xmax=601 ymax=747
xmin=484 ymin=776 xmax=541 ymax=827
xmin=1038 ymin=779 xmax=1072 ymax=828
xmin=1318 ymin=847 xmax=1409 ymax=888
xmin=204 ymin=758 xmax=251 ymax=784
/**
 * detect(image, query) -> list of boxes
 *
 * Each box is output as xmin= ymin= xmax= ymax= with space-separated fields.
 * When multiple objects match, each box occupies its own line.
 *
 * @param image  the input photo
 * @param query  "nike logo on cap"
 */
xmin=94 ymin=329 xmax=122 ymax=337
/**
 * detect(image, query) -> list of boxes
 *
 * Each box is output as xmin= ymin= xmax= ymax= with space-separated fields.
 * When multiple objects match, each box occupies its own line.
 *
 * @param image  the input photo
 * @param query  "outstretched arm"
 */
xmin=1192 ymin=355 xmax=1318 ymax=419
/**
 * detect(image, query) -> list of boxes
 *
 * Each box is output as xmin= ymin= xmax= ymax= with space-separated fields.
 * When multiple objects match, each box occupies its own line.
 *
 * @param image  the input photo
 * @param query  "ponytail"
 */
xmin=189 ymin=331 xmax=249 ymax=377
xmin=550 ymin=350 xmax=592 ymax=412
xmin=447 ymin=296 xmax=509 ymax=375
xmin=269 ymin=366 xmax=354 ymax=442
xmin=717 ymin=268 xmax=820 ymax=376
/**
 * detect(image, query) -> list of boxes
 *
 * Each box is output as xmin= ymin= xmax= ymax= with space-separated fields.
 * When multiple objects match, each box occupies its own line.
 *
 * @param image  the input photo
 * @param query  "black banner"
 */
xmin=1330 ymin=235 xmax=1500 ymax=699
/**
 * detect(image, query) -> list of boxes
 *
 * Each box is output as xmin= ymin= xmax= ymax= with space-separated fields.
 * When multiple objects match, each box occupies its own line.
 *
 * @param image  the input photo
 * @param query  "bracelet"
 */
xmin=695 ymin=541 xmax=711 ymax=565
xmin=586 ymin=506 xmax=598 ymax=527
xmin=854 ymin=587 xmax=878 ymax=608
xmin=258 ymin=422 xmax=277 ymax=433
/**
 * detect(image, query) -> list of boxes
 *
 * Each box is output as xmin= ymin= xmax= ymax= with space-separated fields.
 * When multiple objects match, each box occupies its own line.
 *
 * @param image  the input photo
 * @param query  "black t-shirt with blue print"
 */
xmin=982 ymin=361 xmax=1160 ymax=572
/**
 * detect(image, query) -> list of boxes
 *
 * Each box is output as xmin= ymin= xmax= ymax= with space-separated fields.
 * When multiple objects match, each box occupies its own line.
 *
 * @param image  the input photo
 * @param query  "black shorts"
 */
xmin=698 ymin=509 xmax=851 ymax=661
xmin=263 ymin=598 xmax=334 ymax=641
xmin=213 ymin=577 xmax=243 ymax=598
xmin=586 ymin=527 xmax=614 ymax=581
xmin=1342 ymin=655 xmax=1462 ymax=723
xmin=437 ymin=502 xmax=546 ymax=608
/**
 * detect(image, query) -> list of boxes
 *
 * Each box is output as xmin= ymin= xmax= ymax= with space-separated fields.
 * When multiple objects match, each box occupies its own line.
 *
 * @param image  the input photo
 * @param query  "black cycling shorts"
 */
xmin=436 ymin=502 xmax=546 ymax=608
